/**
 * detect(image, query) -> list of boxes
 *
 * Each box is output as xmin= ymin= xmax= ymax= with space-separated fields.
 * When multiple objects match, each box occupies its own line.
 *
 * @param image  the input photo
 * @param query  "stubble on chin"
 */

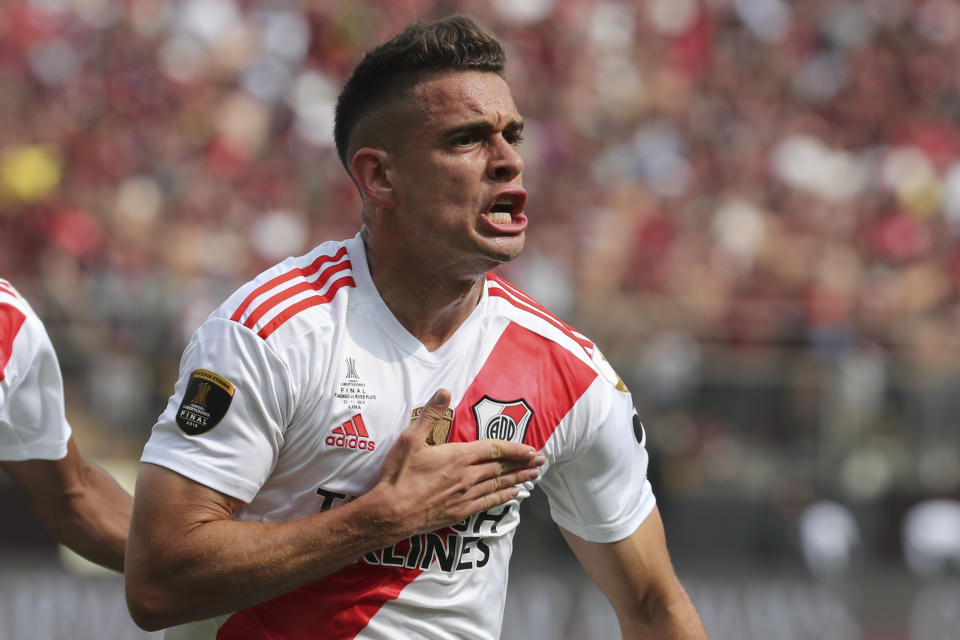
xmin=479 ymin=233 xmax=525 ymax=266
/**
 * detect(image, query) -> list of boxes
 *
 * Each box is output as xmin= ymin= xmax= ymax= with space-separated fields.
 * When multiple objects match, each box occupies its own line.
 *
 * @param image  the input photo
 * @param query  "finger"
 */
xmin=406 ymin=388 xmax=452 ymax=440
xmin=473 ymin=468 xmax=540 ymax=498
xmin=469 ymin=458 xmax=543 ymax=484
xmin=482 ymin=485 xmax=523 ymax=511
xmin=464 ymin=485 xmax=521 ymax=515
xmin=459 ymin=439 xmax=540 ymax=463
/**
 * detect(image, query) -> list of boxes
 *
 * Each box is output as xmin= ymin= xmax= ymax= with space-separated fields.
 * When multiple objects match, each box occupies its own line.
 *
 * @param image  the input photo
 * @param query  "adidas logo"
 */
xmin=326 ymin=414 xmax=376 ymax=452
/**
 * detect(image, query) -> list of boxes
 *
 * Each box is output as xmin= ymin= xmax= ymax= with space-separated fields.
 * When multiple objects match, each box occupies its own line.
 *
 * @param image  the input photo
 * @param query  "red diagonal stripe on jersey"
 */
xmin=230 ymin=246 xmax=348 ymax=323
xmin=0 ymin=282 xmax=16 ymax=297
xmin=0 ymin=303 xmax=27 ymax=382
xmin=486 ymin=278 xmax=594 ymax=356
xmin=216 ymin=560 xmax=421 ymax=639
xmin=449 ymin=322 xmax=597 ymax=450
xmin=243 ymin=261 xmax=352 ymax=331
xmin=352 ymin=414 xmax=369 ymax=438
xmin=257 ymin=276 xmax=356 ymax=339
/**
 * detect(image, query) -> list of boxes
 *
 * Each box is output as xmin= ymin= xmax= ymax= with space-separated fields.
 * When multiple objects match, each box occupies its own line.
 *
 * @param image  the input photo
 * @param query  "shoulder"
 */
xmin=485 ymin=274 xmax=592 ymax=352
xmin=1 ymin=279 xmax=45 ymax=370
xmin=0 ymin=278 xmax=31 ymax=318
xmin=211 ymin=241 xmax=356 ymax=345
xmin=485 ymin=273 xmax=624 ymax=387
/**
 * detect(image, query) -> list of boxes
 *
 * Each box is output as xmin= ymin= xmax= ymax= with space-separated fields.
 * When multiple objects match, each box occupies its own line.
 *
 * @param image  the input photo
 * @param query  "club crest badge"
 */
xmin=472 ymin=397 xmax=534 ymax=444
xmin=410 ymin=406 xmax=455 ymax=446
xmin=176 ymin=369 xmax=235 ymax=436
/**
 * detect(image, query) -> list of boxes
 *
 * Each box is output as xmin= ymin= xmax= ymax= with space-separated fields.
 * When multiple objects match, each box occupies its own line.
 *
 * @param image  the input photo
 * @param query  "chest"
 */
xmin=263 ymin=320 xmax=597 ymax=511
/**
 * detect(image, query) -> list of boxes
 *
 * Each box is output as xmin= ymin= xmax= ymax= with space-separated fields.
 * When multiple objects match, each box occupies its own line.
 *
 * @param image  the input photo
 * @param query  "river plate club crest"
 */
xmin=472 ymin=397 xmax=534 ymax=444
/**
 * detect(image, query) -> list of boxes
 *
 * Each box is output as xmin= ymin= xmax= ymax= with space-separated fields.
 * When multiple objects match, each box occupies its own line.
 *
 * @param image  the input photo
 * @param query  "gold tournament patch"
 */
xmin=410 ymin=406 xmax=455 ymax=446
xmin=176 ymin=369 xmax=236 ymax=436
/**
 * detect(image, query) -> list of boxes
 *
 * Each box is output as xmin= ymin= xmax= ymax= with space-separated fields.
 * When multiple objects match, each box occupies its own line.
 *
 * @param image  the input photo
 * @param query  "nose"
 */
xmin=487 ymin=135 xmax=523 ymax=182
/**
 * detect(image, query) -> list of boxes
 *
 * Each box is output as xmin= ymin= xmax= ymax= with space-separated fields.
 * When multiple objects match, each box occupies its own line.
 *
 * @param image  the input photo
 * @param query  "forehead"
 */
xmin=410 ymin=72 xmax=519 ymax=129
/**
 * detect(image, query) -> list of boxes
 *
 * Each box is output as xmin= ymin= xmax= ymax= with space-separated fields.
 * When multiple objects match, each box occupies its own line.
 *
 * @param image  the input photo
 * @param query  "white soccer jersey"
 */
xmin=142 ymin=234 xmax=655 ymax=640
xmin=0 ymin=278 xmax=71 ymax=461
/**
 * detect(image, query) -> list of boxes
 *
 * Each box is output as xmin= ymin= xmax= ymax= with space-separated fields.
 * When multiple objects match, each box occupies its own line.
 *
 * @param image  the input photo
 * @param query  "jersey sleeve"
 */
xmin=538 ymin=381 xmax=655 ymax=543
xmin=141 ymin=318 xmax=294 ymax=502
xmin=0 ymin=299 xmax=72 ymax=461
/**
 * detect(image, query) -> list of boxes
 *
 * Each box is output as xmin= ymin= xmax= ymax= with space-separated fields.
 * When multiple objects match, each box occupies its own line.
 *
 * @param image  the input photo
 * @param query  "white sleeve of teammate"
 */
xmin=538 ymin=383 xmax=655 ymax=543
xmin=141 ymin=318 xmax=293 ymax=503
xmin=0 ymin=299 xmax=71 ymax=462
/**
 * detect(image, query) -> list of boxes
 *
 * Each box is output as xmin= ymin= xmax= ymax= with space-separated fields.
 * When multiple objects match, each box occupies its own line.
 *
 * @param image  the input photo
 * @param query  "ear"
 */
xmin=351 ymin=147 xmax=397 ymax=209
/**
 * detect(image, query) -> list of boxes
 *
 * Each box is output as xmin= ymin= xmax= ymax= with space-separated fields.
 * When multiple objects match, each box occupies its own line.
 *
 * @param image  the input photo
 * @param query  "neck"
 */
xmin=362 ymin=231 xmax=486 ymax=352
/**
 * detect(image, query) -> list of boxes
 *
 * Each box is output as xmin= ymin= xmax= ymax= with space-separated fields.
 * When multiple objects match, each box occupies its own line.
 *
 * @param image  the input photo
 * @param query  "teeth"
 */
xmin=488 ymin=211 xmax=512 ymax=224
xmin=496 ymin=196 xmax=513 ymax=205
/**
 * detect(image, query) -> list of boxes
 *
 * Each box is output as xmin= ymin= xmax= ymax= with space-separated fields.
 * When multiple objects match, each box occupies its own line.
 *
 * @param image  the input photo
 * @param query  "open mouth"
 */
xmin=485 ymin=191 xmax=527 ymax=224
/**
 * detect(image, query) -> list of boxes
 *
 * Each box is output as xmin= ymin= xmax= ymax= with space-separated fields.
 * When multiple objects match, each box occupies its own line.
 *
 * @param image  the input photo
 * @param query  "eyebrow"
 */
xmin=445 ymin=118 xmax=525 ymax=139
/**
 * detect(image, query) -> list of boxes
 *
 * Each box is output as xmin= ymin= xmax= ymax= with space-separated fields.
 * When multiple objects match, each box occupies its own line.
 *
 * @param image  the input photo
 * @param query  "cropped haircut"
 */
xmin=333 ymin=15 xmax=506 ymax=172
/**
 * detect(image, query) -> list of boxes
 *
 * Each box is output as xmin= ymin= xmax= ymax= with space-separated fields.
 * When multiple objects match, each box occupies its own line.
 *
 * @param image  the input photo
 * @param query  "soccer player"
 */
xmin=125 ymin=15 xmax=706 ymax=639
xmin=0 ymin=278 xmax=131 ymax=572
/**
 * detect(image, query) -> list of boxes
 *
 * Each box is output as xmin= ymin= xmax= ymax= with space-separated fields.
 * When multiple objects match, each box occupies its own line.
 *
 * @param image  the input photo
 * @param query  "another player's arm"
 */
xmin=0 ymin=437 xmax=132 ymax=572
xmin=561 ymin=508 xmax=707 ymax=639
xmin=125 ymin=389 xmax=544 ymax=631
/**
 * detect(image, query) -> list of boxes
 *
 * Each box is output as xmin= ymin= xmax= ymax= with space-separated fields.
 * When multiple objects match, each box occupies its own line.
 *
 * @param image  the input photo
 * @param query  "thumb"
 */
xmin=410 ymin=389 xmax=453 ymax=445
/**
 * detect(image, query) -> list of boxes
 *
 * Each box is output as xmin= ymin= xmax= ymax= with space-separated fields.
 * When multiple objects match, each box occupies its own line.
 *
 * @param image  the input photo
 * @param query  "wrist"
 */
xmin=343 ymin=485 xmax=412 ymax=549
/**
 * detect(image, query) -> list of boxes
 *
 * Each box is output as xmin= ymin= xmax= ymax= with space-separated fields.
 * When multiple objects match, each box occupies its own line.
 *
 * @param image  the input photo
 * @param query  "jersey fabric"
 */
xmin=142 ymin=234 xmax=655 ymax=640
xmin=0 ymin=278 xmax=71 ymax=461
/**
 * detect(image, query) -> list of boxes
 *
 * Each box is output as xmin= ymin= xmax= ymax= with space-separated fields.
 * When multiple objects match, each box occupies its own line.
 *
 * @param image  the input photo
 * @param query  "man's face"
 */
xmin=386 ymin=71 xmax=527 ymax=271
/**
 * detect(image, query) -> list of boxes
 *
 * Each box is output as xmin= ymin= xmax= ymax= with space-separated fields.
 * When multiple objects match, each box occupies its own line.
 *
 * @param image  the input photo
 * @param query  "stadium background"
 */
xmin=2 ymin=0 xmax=960 ymax=637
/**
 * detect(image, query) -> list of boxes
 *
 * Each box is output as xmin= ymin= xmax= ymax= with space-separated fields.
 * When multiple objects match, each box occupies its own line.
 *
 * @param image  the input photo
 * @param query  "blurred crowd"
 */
xmin=2 ymin=0 xmax=960 ymax=564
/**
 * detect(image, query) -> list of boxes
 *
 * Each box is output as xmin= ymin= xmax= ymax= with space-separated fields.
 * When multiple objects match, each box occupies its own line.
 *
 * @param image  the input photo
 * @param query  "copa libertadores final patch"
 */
xmin=176 ymin=369 xmax=235 ymax=436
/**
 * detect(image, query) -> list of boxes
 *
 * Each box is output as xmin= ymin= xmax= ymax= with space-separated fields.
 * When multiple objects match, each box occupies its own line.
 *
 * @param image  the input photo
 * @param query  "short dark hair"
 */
xmin=333 ymin=15 xmax=506 ymax=171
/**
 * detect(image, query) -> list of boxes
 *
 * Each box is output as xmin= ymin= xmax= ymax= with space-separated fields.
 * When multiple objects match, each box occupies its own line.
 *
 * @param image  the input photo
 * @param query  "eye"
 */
xmin=504 ymin=131 xmax=524 ymax=146
xmin=452 ymin=133 xmax=480 ymax=147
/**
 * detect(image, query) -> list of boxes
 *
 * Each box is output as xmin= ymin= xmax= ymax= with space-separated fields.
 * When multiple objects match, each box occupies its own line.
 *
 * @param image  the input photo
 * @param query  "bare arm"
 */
xmin=561 ymin=507 xmax=707 ymax=639
xmin=0 ymin=437 xmax=132 ymax=572
xmin=125 ymin=389 xmax=544 ymax=631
